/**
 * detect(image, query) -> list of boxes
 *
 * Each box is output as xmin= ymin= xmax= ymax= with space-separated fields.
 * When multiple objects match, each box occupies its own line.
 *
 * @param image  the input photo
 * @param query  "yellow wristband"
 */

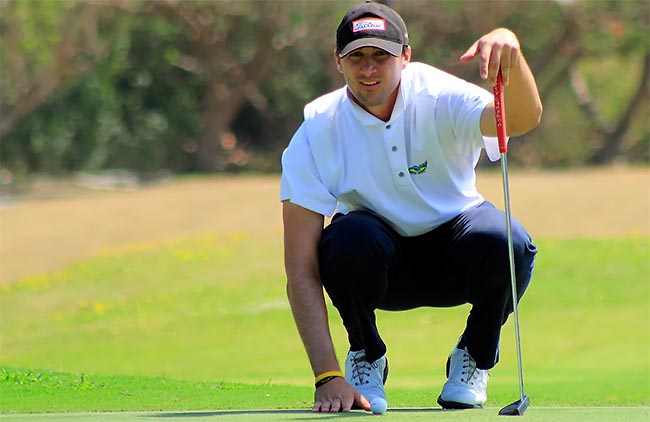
xmin=314 ymin=371 xmax=344 ymax=385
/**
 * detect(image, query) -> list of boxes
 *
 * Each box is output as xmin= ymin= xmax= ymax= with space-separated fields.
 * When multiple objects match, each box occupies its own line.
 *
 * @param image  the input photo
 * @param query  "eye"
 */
xmin=373 ymin=50 xmax=391 ymax=61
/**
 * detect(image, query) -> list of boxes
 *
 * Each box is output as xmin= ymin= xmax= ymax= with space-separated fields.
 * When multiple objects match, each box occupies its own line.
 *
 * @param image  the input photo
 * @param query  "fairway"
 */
xmin=1 ymin=169 xmax=649 ymax=417
xmin=1 ymin=168 xmax=648 ymax=282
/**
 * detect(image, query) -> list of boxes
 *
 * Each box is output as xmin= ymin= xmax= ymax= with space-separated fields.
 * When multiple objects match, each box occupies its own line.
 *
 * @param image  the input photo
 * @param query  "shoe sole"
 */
xmin=437 ymin=395 xmax=482 ymax=410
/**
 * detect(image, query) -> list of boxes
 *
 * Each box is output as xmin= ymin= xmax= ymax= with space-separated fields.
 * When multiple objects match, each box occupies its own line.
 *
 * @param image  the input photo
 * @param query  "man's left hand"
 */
xmin=461 ymin=28 xmax=521 ymax=86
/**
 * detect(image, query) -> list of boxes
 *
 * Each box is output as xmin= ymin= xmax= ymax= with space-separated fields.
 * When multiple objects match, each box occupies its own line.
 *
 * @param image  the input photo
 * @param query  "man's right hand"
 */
xmin=312 ymin=377 xmax=371 ymax=413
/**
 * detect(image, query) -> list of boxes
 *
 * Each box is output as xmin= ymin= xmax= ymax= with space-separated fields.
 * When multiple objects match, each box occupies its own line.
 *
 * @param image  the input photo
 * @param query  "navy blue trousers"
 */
xmin=318 ymin=201 xmax=537 ymax=370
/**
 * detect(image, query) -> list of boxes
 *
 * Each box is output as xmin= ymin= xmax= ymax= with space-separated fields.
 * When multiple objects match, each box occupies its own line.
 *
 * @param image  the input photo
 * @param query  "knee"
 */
xmin=470 ymin=222 xmax=536 ymax=289
xmin=320 ymin=217 xmax=369 ymax=261
xmin=512 ymin=225 xmax=537 ymax=295
xmin=511 ymin=222 xmax=537 ymax=272
xmin=320 ymin=213 xmax=395 ymax=266
xmin=489 ymin=222 xmax=536 ymax=296
xmin=318 ymin=212 xmax=397 ymax=288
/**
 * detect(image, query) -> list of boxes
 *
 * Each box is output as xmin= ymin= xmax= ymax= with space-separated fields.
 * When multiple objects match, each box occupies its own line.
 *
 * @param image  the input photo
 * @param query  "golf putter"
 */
xmin=493 ymin=69 xmax=530 ymax=416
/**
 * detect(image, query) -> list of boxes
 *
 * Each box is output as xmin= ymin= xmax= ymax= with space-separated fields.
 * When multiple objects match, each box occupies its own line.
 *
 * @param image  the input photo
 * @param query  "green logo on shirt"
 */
xmin=408 ymin=161 xmax=428 ymax=175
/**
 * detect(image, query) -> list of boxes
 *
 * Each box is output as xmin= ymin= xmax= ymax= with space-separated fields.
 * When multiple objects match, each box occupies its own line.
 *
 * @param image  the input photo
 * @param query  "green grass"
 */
xmin=1 ymin=370 xmax=648 ymax=421
xmin=0 ymin=368 xmax=312 ymax=413
xmin=0 ymin=235 xmax=648 ymax=413
xmin=1 ymin=408 xmax=650 ymax=422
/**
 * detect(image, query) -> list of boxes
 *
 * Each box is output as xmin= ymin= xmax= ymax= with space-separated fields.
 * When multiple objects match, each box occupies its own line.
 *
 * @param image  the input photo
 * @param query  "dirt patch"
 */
xmin=476 ymin=167 xmax=649 ymax=239
xmin=0 ymin=176 xmax=281 ymax=283
xmin=1 ymin=168 xmax=648 ymax=283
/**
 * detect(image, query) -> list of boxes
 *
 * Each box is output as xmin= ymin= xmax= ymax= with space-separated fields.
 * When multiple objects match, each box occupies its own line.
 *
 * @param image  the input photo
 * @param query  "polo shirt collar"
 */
xmin=345 ymin=68 xmax=412 ymax=126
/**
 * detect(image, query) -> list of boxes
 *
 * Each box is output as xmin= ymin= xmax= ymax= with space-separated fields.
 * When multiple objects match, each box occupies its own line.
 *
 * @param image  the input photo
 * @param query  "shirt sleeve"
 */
xmin=438 ymin=79 xmax=503 ymax=162
xmin=280 ymin=123 xmax=338 ymax=216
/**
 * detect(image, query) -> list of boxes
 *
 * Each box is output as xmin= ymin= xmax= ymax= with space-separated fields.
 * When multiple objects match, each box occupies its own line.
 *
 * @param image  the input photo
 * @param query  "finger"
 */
xmin=479 ymin=41 xmax=492 ymax=81
xmin=487 ymin=43 xmax=502 ymax=85
xmin=320 ymin=402 xmax=331 ymax=413
xmin=312 ymin=401 xmax=322 ymax=413
xmin=501 ymin=48 xmax=519 ymax=86
xmin=511 ymin=45 xmax=520 ymax=68
xmin=329 ymin=398 xmax=342 ymax=413
xmin=499 ymin=46 xmax=512 ymax=86
xmin=460 ymin=40 xmax=479 ymax=62
xmin=342 ymin=395 xmax=354 ymax=413
xmin=355 ymin=392 xmax=371 ymax=412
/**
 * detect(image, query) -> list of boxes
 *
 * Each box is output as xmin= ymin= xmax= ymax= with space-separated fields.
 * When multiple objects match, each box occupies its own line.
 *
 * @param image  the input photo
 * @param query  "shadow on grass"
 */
xmin=147 ymin=408 xmax=456 ymax=419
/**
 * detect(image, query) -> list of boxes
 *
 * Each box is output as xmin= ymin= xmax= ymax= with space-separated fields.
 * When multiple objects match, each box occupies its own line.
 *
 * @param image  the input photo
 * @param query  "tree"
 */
xmin=1 ymin=0 xmax=647 ymax=175
xmin=149 ymin=0 xmax=312 ymax=172
xmin=0 ymin=0 xmax=104 ymax=139
xmin=559 ymin=0 xmax=650 ymax=164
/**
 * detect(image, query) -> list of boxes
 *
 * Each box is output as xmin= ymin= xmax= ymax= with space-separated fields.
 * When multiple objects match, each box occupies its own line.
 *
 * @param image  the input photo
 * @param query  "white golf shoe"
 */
xmin=437 ymin=345 xmax=489 ymax=409
xmin=345 ymin=350 xmax=389 ymax=404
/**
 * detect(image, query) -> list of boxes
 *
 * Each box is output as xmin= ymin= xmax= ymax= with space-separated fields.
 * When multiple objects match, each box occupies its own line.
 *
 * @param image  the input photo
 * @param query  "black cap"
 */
xmin=336 ymin=1 xmax=409 ymax=58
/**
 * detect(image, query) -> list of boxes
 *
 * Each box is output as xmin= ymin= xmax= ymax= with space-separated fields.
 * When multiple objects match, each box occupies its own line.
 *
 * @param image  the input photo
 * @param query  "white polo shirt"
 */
xmin=280 ymin=62 xmax=501 ymax=237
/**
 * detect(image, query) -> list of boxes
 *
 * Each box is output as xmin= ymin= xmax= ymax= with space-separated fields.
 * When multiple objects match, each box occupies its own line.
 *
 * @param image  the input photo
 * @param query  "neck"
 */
xmin=347 ymin=84 xmax=400 ymax=122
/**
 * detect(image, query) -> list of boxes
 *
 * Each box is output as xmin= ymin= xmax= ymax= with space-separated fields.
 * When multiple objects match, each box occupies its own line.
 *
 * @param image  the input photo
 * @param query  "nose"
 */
xmin=359 ymin=58 xmax=378 ymax=76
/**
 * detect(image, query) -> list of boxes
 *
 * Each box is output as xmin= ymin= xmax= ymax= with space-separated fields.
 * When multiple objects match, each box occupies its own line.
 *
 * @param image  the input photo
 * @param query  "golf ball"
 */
xmin=370 ymin=397 xmax=387 ymax=414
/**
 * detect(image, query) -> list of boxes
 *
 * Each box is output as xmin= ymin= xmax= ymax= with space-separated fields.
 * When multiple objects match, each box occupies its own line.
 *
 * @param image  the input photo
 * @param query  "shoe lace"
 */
xmin=460 ymin=350 xmax=488 ymax=387
xmin=350 ymin=354 xmax=377 ymax=386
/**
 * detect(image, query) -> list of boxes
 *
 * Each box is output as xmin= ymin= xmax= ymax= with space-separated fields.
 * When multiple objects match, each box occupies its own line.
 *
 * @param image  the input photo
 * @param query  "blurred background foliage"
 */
xmin=1 ymin=0 xmax=648 ymax=177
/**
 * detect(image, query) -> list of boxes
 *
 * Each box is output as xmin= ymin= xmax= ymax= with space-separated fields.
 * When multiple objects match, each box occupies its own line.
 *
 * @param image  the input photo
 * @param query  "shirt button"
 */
xmin=391 ymin=146 xmax=397 ymax=152
xmin=386 ymin=124 xmax=391 ymax=129
xmin=398 ymin=171 xmax=405 ymax=177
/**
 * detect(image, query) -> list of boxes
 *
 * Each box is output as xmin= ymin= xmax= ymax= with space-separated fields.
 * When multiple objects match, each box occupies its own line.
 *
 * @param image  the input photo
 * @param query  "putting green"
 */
xmin=1 ymin=407 xmax=649 ymax=421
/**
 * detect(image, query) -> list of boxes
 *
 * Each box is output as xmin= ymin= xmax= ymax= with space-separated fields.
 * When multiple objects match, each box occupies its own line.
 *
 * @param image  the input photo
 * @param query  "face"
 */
xmin=336 ymin=46 xmax=411 ymax=120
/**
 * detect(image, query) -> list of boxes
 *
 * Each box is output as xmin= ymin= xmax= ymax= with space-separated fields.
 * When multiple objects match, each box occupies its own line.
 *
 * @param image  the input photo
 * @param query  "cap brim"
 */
xmin=338 ymin=38 xmax=403 ymax=57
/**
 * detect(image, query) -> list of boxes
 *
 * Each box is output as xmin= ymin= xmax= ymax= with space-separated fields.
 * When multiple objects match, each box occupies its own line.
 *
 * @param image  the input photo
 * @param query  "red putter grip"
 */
xmin=493 ymin=70 xmax=508 ymax=154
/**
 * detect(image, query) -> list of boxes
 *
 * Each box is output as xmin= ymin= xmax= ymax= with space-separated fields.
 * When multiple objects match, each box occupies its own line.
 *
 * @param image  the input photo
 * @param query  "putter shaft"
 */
xmin=494 ymin=70 xmax=529 ymax=416
xmin=500 ymin=152 xmax=526 ymax=404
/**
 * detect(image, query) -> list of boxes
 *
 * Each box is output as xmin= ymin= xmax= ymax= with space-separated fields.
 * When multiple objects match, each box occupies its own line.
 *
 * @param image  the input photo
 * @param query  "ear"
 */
xmin=333 ymin=49 xmax=343 ymax=73
xmin=402 ymin=46 xmax=412 ymax=68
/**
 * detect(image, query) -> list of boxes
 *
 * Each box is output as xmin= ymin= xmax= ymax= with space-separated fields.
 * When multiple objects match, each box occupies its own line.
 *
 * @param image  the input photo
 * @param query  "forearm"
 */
xmin=282 ymin=201 xmax=339 ymax=378
xmin=504 ymin=52 xmax=543 ymax=135
xmin=287 ymin=274 xmax=341 ymax=376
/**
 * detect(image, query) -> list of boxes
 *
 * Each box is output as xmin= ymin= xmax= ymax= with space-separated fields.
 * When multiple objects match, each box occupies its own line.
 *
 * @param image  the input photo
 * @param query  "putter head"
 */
xmin=498 ymin=395 xmax=530 ymax=416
